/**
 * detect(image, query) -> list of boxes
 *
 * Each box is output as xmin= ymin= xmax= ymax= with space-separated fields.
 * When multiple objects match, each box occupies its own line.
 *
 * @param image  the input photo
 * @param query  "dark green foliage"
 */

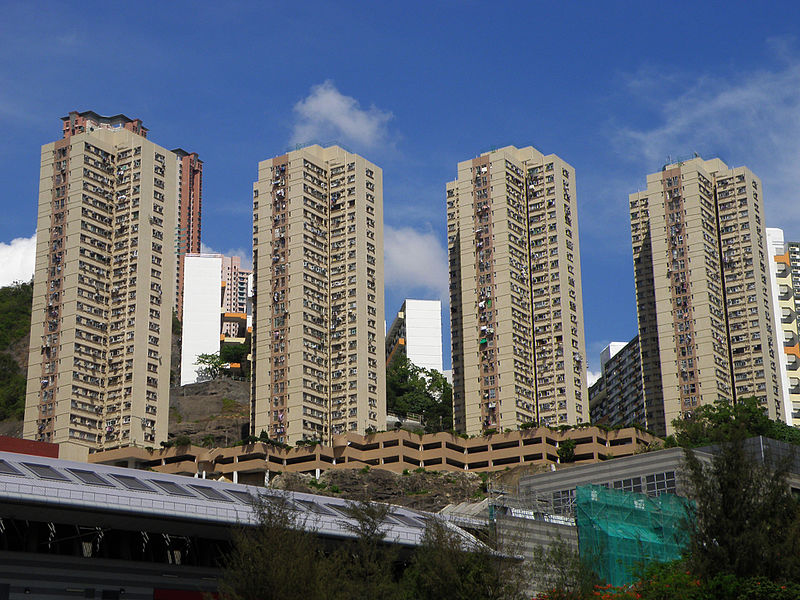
xmin=557 ymin=439 xmax=577 ymax=463
xmin=220 ymin=498 xmax=402 ymax=600
xmin=0 ymin=282 xmax=32 ymax=421
xmin=196 ymin=352 xmax=225 ymax=380
xmin=219 ymin=495 xmax=527 ymax=600
xmin=402 ymin=519 xmax=529 ymax=600
xmin=220 ymin=341 xmax=249 ymax=365
xmin=683 ymin=435 xmax=800 ymax=583
xmin=529 ymin=536 xmax=600 ymax=600
xmin=621 ymin=560 xmax=800 ymax=600
xmin=171 ymin=309 xmax=181 ymax=336
xmin=0 ymin=354 xmax=25 ymax=420
xmin=677 ymin=403 xmax=800 ymax=585
xmin=219 ymin=495 xmax=326 ymax=600
xmin=326 ymin=501 xmax=402 ymax=600
xmin=220 ymin=341 xmax=251 ymax=379
xmin=673 ymin=396 xmax=800 ymax=448
xmin=0 ymin=281 xmax=32 ymax=350
xmin=160 ymin=435 xmax=193 ymax=449
xmin=386 ymin=355 xmax=453 ymax=432
xmin=238 ymin=430 xmax=290 ymax=449
xmin=173 ymin=435 xmax=192 ymax=447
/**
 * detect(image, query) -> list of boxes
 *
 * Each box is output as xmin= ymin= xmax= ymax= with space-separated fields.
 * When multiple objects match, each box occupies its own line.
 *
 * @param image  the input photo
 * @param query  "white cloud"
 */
xmin=384 ymin=225 xmax=449 ymax=303
xmin=290 ymin=80 xmax=393 ymax=148
xmin=587 ymin=370 xmax=602 ymax=387
xmin=616 ymin=55 xmax=800 ymax=236
xmin=0 ymin=234 xmax=36 ymax=287
xmin=199 ymin=243 xmax=252 ymax=270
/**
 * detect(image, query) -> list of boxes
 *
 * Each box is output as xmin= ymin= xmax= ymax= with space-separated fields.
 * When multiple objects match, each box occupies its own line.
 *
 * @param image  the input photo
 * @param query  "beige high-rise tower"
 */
xmin=24 ymin=111 xmax=179 ymax=456
xmin=630 ymin=157 xmax=782 ymax=436
xmin=447 ymin=146 xmax=588 ymax=435
xmin=251 ymin=145 xmax=385 ymax=445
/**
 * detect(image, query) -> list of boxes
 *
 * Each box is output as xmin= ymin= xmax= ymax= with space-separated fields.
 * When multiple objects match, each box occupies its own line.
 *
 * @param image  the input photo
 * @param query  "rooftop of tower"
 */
xmin=61 ymin=110 xmax=148 ymax=139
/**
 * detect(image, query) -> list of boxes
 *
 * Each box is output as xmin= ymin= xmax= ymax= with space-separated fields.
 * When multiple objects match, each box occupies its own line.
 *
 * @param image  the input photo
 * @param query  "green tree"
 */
xmin=220 ymin=342 xmax=249 ymax=365
xmin=387 ymin=355 xmax=430 ymax=416
xmin=529 ymin=536 xmax=600 ymax=600
xmin=220 ymin=341 xmax=251 ymax=378
xmin=219 ymin=494 xmax=326 ymax=600
xmin=0 ymin=281 xmax=32 ymax=421
xmin=326 ymin=501 xmax=402 ymax=600
xmin=0 ymin=281 xmax=33 ymax=350
xmin=557 ymin=439 xmax=577 ymax=464
xmin=403 ymin=518 xmax=529 ymax=600
xmin=683 ymin=433 xmax=800 ymax=583
xmin=171 ymin=309 xmax=181 ymax=336
xmin=386 ymin=355 xmax=453 ymax=432
xmin=195 ymin=352 xmax=225 ymax=380
xmin=424 ymin=368 xmax=454 ymax=432
xmin=0 ymin=354 xmax=25 ymax=420
xmin=671 ymin=395 xmax=800 ymax=449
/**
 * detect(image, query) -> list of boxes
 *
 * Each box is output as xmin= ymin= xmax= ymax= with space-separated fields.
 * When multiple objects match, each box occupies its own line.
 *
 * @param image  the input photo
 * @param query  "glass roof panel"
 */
xmin=0 ymin=460 xmax=23 ymax=476
xmin=22 ymin=463 xmax=70 ymax=481
xmin=110 ymin=474 xmax=156 ymax=492
xmin=67 ymin=469 xmax=115 ymax=487
xmin=151 ymin=480 xmax=196 ymax=497
xmin=189 ymin=484 xmax=234 ymax=502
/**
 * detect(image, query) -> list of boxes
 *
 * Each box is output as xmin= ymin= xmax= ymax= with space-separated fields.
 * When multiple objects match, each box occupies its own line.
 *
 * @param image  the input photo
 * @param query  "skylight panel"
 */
xmin=188 ymin=484 xmax=234 ymax=502
xmin=0 ymin=460 xmax=23 ymax=476
xmin=22 ymin=463 xmax=69 ymax=481
xmin=67 ymin=469 xmax=114 ymax=487
xmin=110 ymin=474 xmax=156 ymax=492
xmin=151 ymin=480 xmax=196 ymax=497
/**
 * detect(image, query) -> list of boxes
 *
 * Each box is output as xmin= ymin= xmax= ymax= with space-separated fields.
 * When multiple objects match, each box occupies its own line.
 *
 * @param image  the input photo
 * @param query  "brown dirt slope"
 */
xmin=167 ymin=378 xmax=250 ymax=447
xmin=270 ymin=468 xmax=486 ymax=512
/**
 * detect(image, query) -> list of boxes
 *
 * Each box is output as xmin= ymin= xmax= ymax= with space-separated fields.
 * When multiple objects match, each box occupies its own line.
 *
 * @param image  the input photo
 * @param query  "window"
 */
xmin=645 ymin=471 xmax=676 ymax=497
xmin=612 ymin=477 xmax=642 ymax=493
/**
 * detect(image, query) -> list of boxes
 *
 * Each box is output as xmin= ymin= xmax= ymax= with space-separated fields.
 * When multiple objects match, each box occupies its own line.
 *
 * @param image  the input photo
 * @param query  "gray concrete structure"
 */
xmin=0 ymin=449 xmax=479 ymax=598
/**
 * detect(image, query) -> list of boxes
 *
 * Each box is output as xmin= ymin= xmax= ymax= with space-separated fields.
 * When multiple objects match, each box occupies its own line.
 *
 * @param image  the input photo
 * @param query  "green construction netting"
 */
xmin=575 ymin=484 xmax=693 ymax=587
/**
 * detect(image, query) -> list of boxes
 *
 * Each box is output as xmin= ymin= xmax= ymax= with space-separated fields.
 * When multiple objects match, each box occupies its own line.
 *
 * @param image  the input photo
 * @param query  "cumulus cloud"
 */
xmin=384 ymin=225 xmax=449 ymax=302
xmin=200 ymin=243 xmax=252 ymax=270
xmin=616 ymin=54 xmax=800 ymax=235
xmin=587 ymin=370 xmax=602 ymax=387
xmin=290 ymin=80 xmax=393 ymax=148
xmin=0 ymin=234 xmax=36 ymax=287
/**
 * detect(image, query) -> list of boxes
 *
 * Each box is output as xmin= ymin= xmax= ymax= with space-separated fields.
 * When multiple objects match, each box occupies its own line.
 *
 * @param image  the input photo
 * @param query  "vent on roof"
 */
xmin=151 ymin=480 xmax=195 ymax=497
xmin=0 ymin=460 xmax=23 ymax=477
xmin=110 ymin=474 xmax=155 ymax=492
xmin=189 ymin=485 xmax=233 ymax=502
xmin=22 ymin=463 xmax=69 ymax=481
xmin=67 ymin=469 xmax=114 ymax=487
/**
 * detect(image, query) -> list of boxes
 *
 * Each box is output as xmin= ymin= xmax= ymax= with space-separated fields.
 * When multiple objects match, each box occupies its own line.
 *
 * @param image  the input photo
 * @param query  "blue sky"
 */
xmin=2 ymin=2 xmax=800 ymax=379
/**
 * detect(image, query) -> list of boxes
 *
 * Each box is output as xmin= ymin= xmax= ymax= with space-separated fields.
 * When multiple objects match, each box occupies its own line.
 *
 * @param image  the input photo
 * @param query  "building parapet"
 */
xmin=89 ymin=426 xmax=659 ymax=485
